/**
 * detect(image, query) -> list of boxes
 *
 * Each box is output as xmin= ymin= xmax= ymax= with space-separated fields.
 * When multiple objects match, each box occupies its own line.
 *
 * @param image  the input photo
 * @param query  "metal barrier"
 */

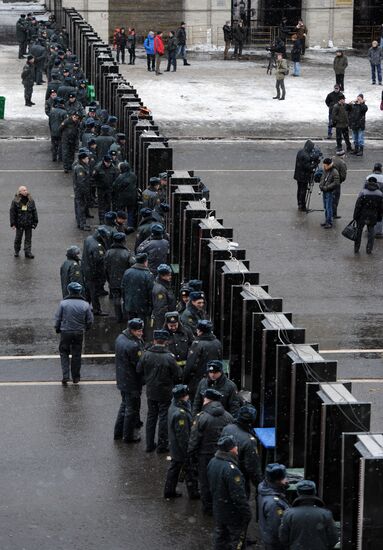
xmin=59 ymin=8 xmax=382 ymax=546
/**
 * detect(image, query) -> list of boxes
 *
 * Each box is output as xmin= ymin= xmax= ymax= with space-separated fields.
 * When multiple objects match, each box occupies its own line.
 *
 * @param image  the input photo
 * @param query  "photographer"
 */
xmin=293 ymin=140 xmax=318 ymax=211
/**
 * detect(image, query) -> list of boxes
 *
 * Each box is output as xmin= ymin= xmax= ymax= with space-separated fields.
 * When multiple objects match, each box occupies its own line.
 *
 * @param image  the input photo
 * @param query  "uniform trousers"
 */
xmin=114 ymin=390 xmax=141 ymax=440
xmin=59 ymin=331 xmax=83 ymax=380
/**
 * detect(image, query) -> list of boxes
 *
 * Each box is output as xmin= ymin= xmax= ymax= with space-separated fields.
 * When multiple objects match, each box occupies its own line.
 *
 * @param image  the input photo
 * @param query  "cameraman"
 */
xmin=293 ymin=140 xmax=317 ymax=211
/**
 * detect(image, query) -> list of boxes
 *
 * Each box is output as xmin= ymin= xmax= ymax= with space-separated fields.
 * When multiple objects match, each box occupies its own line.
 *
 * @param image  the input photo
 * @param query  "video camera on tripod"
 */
xmin=305 ymin=145 xmax=323 ymax=212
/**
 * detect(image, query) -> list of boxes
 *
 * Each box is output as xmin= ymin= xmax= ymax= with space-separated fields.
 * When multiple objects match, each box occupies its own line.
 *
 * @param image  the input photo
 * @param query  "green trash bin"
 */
xmin=0 ymin=96 xmax=5 ymax=119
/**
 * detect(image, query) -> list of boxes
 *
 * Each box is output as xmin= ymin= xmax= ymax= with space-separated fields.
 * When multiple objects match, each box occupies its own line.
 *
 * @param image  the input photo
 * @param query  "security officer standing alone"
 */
xmin=138 ymin=329 xmax=182 ymax=453
xmin=114 ymin=318 xmax=145 ymax=442
xmin=258 ymin=463 xmax=290 ymax=550
xmin=208 ymin=435 xmax=252 ymax=549
xmin=188 ymin=388 xmax=233 ymax=515
xmin=164 ymin=384 xmax=200 ymax=499
xmin=21 ymin=55 xmax=35 ymax=106
xmin=54 ymin=282 xmax=94 ymax=385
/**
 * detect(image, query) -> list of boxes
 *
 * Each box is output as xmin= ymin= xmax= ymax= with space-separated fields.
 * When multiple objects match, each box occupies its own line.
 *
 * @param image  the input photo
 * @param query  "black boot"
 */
xmin=356 ymin=146 xmax=364 ymax=156
xmin=351 ymin=146 xmax=359 ymax=155
xmin=183 ymin=59 xmax=190 ymax=66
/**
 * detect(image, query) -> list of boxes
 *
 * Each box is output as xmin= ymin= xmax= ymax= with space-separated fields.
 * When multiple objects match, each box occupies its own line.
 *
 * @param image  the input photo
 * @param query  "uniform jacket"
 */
xmin=333 ymin=54 xmax=348 ymax=74
xmin=279 ymin=495 xmax=339 ymax=550
xmin=82 ymin=234 xmax=106 ymax=280
xmin=49 ymin=106 xmax=67 ymax=137
xmin=10 ymin=193 xmax=38 ymax=229
xmin=138 ymin=344 xmax=181 ymax=401
xmin=65 ymin=99 xmax=85 ymax=118
xmin=354 ymin=180 xmax=383 ymax=225
xmin=192 ymin=373 xmax=241 ymax=417
xmin=142 ymin=187 xmax=160 ymax=209
xmin=60 ymin=258 xmax=84 ymax=298
xmin=165 ymin=324 xmax=194 ymax=364
xmin=368 ymin=45 xmax=382 ymax=65
xmin=188 ymin=401 xmax=233 ymax=456
xmin=293 ymin=140 xmax=314 ymax=182
xmin=168 ymin=398 xmax=192 ymax=461
xmin=16 ymin=18 xmax=28 ymax=41
xmin=180 ymin=302 xmax=208 ymax=335
xmin=60 ymin=117 xmax=79 ymax=142
xmin=152 ymin=277 xmax=176 ymax=329
xmin=112 ymin=167 xmax=137 ymax=209
xmin=319 ymin=167 xmax=340 ymax=193
xmin=136 ymin=237 xmax=169 ymax=275
xmin=93 ymin=161 xmax=119 ymax=191
xmin=95 ymin=134 xmax=116 ymax=161
xmin=222 ymin=422 xmax=263 ymax=490
xmin=115 ymin=329 xmax=144 ymax=393
xmin=73 ymin=161 xmax=91 ymax=198
xmin=134 ymin=217 xmax=158 ymax=251
xmin=57 ymin=84 xmax=77 ymax=102
xmin=21 ymin=63 xmax=34 ymax=85
xmin=30 ymin=43 xmax=46 ymax=63
xmin=347 ymin=102 xmax=368 ymax=131
xmin=54 ymin=295 xmax=94 ymax=332
xmin=121 ymin=263 xmax=154 ymax=316
xmin=183 ymin=333 xmax=222 ymax=394
xmin=207 ymin=450 xmax=251 ymax=526
xmin=257 ymin=480 xmax=290 ymax=546
xmin=154 ymin=35 xmax=165 ymax=55
xmin=104 ymin=243 xmax=134 ymax=289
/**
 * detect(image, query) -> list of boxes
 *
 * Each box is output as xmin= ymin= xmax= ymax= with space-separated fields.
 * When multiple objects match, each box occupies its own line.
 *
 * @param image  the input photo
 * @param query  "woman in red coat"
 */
xmin=154 ymin=31 xmax=164 ymax=75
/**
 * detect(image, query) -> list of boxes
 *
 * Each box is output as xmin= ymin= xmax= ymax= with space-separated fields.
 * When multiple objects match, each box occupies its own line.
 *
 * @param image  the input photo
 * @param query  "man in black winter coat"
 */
xmin=208 ymin=435 xmax=252 ymax=549
xmin=21 ymin=55 xmax=35 ymax=106
xmin=279 ymin=480 xmax=338 ymax=550
xmin=222 ymin=404 xmax=262 ymax=498
xmin=152 ymin=264 xmax=176 ymax=329
xmin=183 ymin=320 xmax=222 ymax=402
xmin=60 ymin=245 xmax=84 ymax=298
xmin=347 ymin=93 xmax=368 ymax=156
xmin=10 ymin=185 xmax=38 ymax=258
xmin=136 ymin=223 xmax=169 ymax=275
xmin=73 ymin=151 xmax=92 ymax=231
xmin=121 ymin=253 xmax=154 ymax=325
xmin=180 ymin=291 xmax=208 ymax=335
xmin=112 ymin=161 xmax=138 ymax=227
xmin=114 ymin=318 xmax=145 ymax=442
xmin=164 ymin=384 xmax=199 ymax=499
xmin=353 ymin=176 xmax=383 ymax=254
xmin=223 ymin=21 xmax=232 ymax=60
xmin=325 ymin=84 xmax=342 ymax=138
xmin=293 ymin=139 xmax=315 ymax=211
xmin=29 ymin=40 xmax=47 ymax=84
xmin=164 ymin=311 xmax=194 ymax=368
xmin=176 ymin=22 xmax=190 ymax=66
xmin=93 ymin=155 xmax=119 ymax=224
xmin=137 ymin=329 xmax=182 ymax=452
xmin=115 ymin=28 xmax=127 ymax=64
xmin=258 ymin=463 xmax=290 ymax=550
xmin=105 ymin=232 xmax=134 ymax=322
xmin=60 ymin=112 xmax=80 ymax=173
xmin=82 ymin=227 xmax=109 ymax=316
xmin=192 ymin=360 xmax=241 ymax=417
xmin=188 ymin=388 xmax=233 ymax=515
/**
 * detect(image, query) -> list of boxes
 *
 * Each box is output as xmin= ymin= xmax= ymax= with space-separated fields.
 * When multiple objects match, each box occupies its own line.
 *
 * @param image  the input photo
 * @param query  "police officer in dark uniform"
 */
xmin=164 ymin=384 xmax=199 ymax=500
xmin=60 ymin=245 xmax=84 ymax=298
xmin=164 ymin=311 xmax=194 ymax=369
xmin=138 ymin=329 xmax=182 ymax=453
xmin=95 ymin=125 xmax=116 ymax=161
xmin=177 ymin=286 xmax=190 ymax=314
xmin=180 ymin=291 xmax=208 ymax=335
xmin=93 ymin=154 xmax=119 ymax=224
xmin=104 ymin=232 xmax=134 ymax=322
xmin=152 ymin=264 xmax=176 ymax=329
xmin=208 ymin=435 xmax=252 ymax=550
xmin=99 ymin=211 xmax=118 ymax=249
xmin=279 ymin=480 xmax=338 ymax=550
xmin=142 ymin=177 xmax=161 ymax=209
xmin=73 ymin=151 xmax=91 ymax=231
xmin=188 ymin=388 xmax=233 ymax=515
xmin=16 ymin=14 xmax=28 ymax=58
xmin=258 ymin=463 xmax=290 ymax=550
xmin=121 ymin=253 xmax=154 ymax=329
xmin=114 ymin=318 xmax=145 ymax=442
xmin=183 ymin=320 xmax=222 ymax=402
xmin=48 ymin=97 xmax=66 ymax=162
xmin=192 ymin=360 xmax=241 ymax=417
xmin=134 ymin=208 xmax=158 ymax=251
xmin=65 ymin=92 xmax=85 ymax=117
xmin=82 ymin=227 xmax=109 ymax=316
xmin=21 ymin=55 xmax=35 ymax=106
xmin=222 ymin=404 xmax=262 ymax=498
xmin=136 ymin=223 xmax=169 ymax=275
xmin=60 ymin=112 xmax=80 ymax=173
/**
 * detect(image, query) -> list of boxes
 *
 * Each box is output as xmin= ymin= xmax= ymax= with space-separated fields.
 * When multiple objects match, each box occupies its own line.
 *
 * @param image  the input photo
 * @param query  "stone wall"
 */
xmin=302 ymin=0 xmax=354 ymax=49
xmin=61 ymin=0 xmax=110 ymax=43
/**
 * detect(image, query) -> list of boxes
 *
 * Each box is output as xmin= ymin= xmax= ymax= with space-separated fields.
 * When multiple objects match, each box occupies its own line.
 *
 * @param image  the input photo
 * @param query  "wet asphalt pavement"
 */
xmin=0 ymin=136 xmax=382 ymax=548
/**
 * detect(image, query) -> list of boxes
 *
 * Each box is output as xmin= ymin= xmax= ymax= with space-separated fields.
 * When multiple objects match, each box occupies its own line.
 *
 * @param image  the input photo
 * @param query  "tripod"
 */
xmin=305 ymin=171 xmax=323 ymax=214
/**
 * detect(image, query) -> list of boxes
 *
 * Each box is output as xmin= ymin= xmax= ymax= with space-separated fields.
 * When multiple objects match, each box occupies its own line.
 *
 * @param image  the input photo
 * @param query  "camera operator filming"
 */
xmin=293 ymin=140 xmax=322 ymax=212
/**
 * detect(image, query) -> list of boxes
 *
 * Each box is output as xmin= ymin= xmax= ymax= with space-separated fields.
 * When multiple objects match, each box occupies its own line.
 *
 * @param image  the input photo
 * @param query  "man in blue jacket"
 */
xmin=144 ymin=31 xmax=155 ymax=72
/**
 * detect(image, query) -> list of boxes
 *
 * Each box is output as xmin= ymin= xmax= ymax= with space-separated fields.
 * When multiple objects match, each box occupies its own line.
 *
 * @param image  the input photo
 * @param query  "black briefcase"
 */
xmin=342 ymin=220 xmax=358 ymax=241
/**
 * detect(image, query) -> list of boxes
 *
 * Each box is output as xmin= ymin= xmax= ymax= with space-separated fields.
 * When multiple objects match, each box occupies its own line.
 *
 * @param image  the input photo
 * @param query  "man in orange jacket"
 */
xmin=154 ymin=31 xmax=164 ymax=75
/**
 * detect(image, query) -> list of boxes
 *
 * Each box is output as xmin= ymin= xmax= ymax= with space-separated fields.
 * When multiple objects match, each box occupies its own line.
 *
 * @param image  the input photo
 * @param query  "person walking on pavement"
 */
xmin=333 ymin=50 xmax=348 ymax=91
xmin=73 ymin=151 xmax=92 ymax=231
xmin=164 ymin=311 xmax=194 ymax=369
xmin=325 ymin=84 xmax=343 ymax=138
xmin=138 ymin=329 xmax=182 ymax=453
xmin=115 ymin=27 xmax=127 ymax=64
xmin=223 ymin=21 xmax=232 ymax=60
xmin=60 ymin=112 xmax=81 ymax=173
xmin=164 ymin=384 xmax=200 ymax=500
xmin=54 ymin=282 xmax=94 ymax=385
xmin=221 ymin=404 xmax=263 ymax=499
xmin=114 ymin=317 xmax=145 ymax=442
xmin=21 ymin=55 xmax=35 ymax=106
xmin=279 ymin=480 xmax=339 ymax=550
xmin=207 ymin=435 xmax=252 ymax=550
xmin=10 ymin=185 xmax=38 ymax=259
xmin=348 ymin=94 xmax=368 ymax=156
xmin=176 ymin=22 xmax=190 ymax=66
xmin=165 ymin=31 xmax=178 ymax=72
xmin=152 ymin=264 xmax=176 ymax=329
xmin=353 ymin=176 xmax=383 ymax=254
xmin=192 ymin=360 xmax=241 ymax=417
xmin=183 ymin=320 xmax=222 ymax=403
xmin=188 ymin=388 xmax=233 ymax=515
xmin=60 ymin=245 xmax=84 ymax=298
xmin=82 ymin=227 xmax=109 ymax=316
xmin=121 ymin=252 xmax=154 ymax=326
xmin=332 ymin=95 xmax=352 ymax=154
xmin=144 ymin=31 xmax=155 ymax=72
xmin=273 ymin=52 xmax=288 ymax=100
xmin=368 ymin=40 xmax=382 ymax=85
xmin=258 ymin=463 xmax=290 ymax=550
xmin=105 ymin=232 xmax=134 ymax=322
xmin=154 ymin=31 xmax=165 ymax=76
xmin=319 ymin=158 xmax=340 ymax=229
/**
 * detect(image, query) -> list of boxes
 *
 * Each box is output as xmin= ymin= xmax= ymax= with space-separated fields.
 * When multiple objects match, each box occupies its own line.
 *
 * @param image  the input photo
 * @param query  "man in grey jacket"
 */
xmin=54 ymin=282 xmax=94 ymax=385
xmin=368 ymin=40 xmax=382 ymax=85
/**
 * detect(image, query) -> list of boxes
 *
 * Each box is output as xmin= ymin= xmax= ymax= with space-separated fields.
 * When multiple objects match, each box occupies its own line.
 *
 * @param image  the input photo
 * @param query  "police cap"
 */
xmin=113 ymin=232 xmax=126 ymax=242
xmin=67 ymin=282 xmax=82 ymax=293
xmin=165 ymin=311 xmax=179 ymax=323
xmin=153 ymin=329 xmax=170 ymax=341
xmin=151 ymin=223 xmax=164 ymax=236
xmin=104 ymin=211 xmax=117 ymax=222
xmin=217 ymin=435 xmax=237 ymax=452
xmin=149 ymin=177 xmax=160 ymax=186
xmin=128 ymin=318 xmax=144 ymax=330
xmin=157 ymin=264 xmax=171 ymax=275
xmin=207 ymin=359 xmax=223 ymax=373
xmin=135 ymin=253 xmax=148 ymax=264
xmin=236 ymin=404 xmax=257 ymax=424
xmin=172 ymin=384 xmax=189 ymax=398
xmin=189 ymin=291 xmax=205 ymax=301
xmin=140 ymin=207 xmax=153 ymax=218
xmin=203 ymin=388 xmax=223 ymax=401
xmin=198 ymin=320 xmax=213 ymax=334
xmin=188 ymin=279 xmax=203 ymax=291
xmin=78 ymin=151 xmax=89 ymax=160
xmin=116 ymin=210 xmax=127 ymax=219
xmin=159 ymin=172 xmax=167 ymax=179
xmin=296 ymin=480 xmax=317 ymax=496
xmin=265 ymin=463 xmax=287 ymax=483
